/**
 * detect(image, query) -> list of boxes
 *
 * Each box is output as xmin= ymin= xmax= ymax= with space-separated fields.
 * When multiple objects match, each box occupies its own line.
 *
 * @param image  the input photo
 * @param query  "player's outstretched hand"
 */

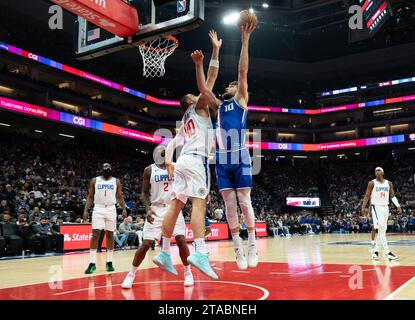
xmin=397 ymin=207 xmax=402 ymax=214
xmin=146 ymin=209 xmax=157 ymax=224
xmin=209 ymin=30 xmax=222 ymax=49
xmin=191 ymin=50 xmax=204 ymax=64
xmin=241 ymin=23 xmax=256 ymax=41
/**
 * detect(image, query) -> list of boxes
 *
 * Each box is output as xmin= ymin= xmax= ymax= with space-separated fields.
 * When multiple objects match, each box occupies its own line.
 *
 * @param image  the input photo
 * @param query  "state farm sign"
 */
xmin=61 ymin=224 xmax=106 ymax=251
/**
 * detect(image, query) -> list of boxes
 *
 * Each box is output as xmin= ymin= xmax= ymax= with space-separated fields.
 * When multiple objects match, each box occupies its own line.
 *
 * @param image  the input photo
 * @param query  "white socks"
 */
xmin=130 ymin=265 xmax=138 ymax=275
xmin=90 ymin=249 xmax=97 ymax=264
xmin=106 ymin=250 xmax=113 ymax=262
xmin=184 ymin=264 xmax=191 ymax=273
xmin=248 ymin=230 xmax=256 ymax=247
xmin=162 ymin=236 xmax=171 ymax=254
xmin=231 ymin=232 xmax=243 ymax=250
xmin=194 ymin=238 xmax=208 ymax=254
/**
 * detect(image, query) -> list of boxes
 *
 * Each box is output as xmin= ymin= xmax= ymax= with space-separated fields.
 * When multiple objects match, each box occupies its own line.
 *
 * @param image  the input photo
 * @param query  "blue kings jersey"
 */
xmin=215 ymin=99 xmax=248 ymax=153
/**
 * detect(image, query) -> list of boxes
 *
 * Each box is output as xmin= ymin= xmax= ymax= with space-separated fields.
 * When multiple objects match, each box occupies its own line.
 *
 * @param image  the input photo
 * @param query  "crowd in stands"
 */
xmin=1 ymin=128 xmax=415 ymax=256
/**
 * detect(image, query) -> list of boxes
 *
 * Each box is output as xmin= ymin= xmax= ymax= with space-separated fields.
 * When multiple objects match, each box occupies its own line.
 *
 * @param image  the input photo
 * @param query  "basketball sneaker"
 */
xmin=84 ymin=263 xmax=96 ymax=274
xmin=106 ymin=262 xmax=115 ymax=272
xmin=121 ymin=272 xmax=135 ymax=289
xmin=184 ymin=271 xmax=194 ymax=287
xmin=153 ymin=251 xmax=178 ymax=276
xmin=386 ymin=252 xmax=399 ymax=261
xmin=372 ymin=251 xmax=380 ymax=261
xmin=187 ymin=251 xmax=218 ymax=279
xmin=235 ymin=247 xmax=248 ymax=270
xmin=247 ymin=245 xmax=258 ymax=268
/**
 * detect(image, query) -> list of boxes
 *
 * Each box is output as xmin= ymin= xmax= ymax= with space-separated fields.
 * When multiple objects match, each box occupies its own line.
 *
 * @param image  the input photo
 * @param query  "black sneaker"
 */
xmin=84 ymin=263 xmax=96 ymax=274
xmin=106 ymin=262 xmax=115 ymax=272
xmin=387 ymin=252 xmax=399 ymax=261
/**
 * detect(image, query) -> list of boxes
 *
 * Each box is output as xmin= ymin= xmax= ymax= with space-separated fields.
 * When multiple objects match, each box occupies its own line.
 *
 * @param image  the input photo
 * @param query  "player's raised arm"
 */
xmin=389 ymin=181 xmax=402 ymax=214
xmin=140 ymin=165 xmax=156 ymax=224
xmin=191 ymin=50 xmax=220 ymax=111
xmin=83 ymin=178 xmax=96 ymax=222
xmin=361 ymin=181 xmax=374 ymax=215
xmin=116 ymin=178 xmax=127 ymax=217
xmin=235 ymin=23 xmax=256 ymax=108
xmin=205 ymin=30 xmax=222 ymax=91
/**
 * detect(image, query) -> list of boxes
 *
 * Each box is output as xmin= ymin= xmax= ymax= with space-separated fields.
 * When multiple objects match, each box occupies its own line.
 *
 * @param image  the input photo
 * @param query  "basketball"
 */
xmin=237 ymin=10 xmax=258 ymax=28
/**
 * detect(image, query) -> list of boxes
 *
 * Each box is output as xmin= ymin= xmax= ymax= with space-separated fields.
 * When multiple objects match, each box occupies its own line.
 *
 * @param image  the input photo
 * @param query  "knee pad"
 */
xmin=222 ymin=190 xmax=239 ymax=230
xmin=237 ymin=190 xmax=255 ymax=228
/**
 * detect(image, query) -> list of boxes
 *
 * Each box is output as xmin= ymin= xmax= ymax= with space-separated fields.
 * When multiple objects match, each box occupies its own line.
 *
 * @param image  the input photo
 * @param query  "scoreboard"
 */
xmin=359 ymin=0 xmax=393 ymax=34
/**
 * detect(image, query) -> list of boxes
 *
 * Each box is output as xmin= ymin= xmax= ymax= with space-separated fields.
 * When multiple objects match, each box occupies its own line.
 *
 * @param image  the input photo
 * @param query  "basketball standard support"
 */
xmin=49 ymin=0 xmax=139 ymax=37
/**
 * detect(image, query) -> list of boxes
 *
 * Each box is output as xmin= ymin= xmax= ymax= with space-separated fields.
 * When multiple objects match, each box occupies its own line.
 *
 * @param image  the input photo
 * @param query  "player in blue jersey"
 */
xmin=192 ymin=22 xmax=258 ymax=270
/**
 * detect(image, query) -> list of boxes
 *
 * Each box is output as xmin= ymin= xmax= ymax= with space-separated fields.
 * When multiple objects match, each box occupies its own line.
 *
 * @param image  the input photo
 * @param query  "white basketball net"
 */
xmin=139 ymin=36 xmax=179 ymax=78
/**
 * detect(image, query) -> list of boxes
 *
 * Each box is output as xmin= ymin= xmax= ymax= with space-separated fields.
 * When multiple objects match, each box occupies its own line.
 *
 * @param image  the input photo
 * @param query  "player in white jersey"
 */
xmin=122 ymin=145 xmax=193 ymax=288
xmin=152 ymin=32 xmax=222 ymax=280
xmin=83 ymin=163 xmax=127 ymax=274
xmin=362 ymin=167 xmax=401 ymax=261
xmin=191 ymin=22 xmax=259 ymax=271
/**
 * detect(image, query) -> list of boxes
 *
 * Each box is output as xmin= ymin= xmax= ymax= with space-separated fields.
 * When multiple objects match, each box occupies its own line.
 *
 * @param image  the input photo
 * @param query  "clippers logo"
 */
xmin=410 ymin=134 xmax=415 ymax=141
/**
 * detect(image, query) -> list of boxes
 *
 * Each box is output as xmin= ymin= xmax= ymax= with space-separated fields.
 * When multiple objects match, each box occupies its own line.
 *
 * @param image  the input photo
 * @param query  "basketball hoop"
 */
xmin=138 ymin=36 xmax=179 ymax=77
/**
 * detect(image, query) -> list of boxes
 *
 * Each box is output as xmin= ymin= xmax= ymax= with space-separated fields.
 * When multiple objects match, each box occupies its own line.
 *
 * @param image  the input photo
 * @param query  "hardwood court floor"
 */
xmin=1 ymin=233 xmax=414 ymax=300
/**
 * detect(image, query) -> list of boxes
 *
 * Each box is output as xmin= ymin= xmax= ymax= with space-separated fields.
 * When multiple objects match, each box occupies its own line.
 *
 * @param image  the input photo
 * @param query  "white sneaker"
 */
xmin=121 ymin=272 xmax=135 ymax=289
xmin=184 ymin=271 xmax=194 ymax=287
xmin=372 ymin=251 xmax=380 ymax=261
xmin=235 ymin=247 xmax=248 ymax=270
xmin=247 ymin=245 xmax=258 ymax=268
xmin=386 ymin=252 xmax=399 ymax=261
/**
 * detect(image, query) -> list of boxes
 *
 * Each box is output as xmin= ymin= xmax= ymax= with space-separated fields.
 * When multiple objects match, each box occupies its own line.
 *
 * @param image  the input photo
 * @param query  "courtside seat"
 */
xmin=1 ymin=223 xmax=23 ymax=255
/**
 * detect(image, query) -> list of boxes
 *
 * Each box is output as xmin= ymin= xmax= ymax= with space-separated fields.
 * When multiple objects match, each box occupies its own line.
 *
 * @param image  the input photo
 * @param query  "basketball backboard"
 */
xmin=74 ymin=0 xmax=204 ymax=60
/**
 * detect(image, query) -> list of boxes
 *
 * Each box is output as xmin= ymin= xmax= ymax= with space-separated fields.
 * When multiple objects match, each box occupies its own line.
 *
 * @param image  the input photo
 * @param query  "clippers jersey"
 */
xmin=371 ymin=179 xmax=390 ymax=206
xmin=94 ymin=176 xmax=117 ymax=207
xmin=180 ymin=105 xmax=213 ymax=157
xmin=215 ymin=99 xmax=248 ymax=153
xmin=150 ymin=164 xmax=173 ymax=206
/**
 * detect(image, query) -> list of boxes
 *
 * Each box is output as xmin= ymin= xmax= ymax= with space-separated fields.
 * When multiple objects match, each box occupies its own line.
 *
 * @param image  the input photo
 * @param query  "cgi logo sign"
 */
xmin=277 ymin=144 xmax=289 ymax=150
xmin=28 ymin=53 xmax=39 ymax=61
xmin=73 ymin=116 xmax=86 ymax=126
xmin=376 ymin=137 xmax=389 ymax=144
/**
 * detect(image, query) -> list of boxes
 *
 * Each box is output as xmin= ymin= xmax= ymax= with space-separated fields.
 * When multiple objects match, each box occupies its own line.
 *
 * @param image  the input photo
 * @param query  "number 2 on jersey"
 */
xmin=163 ymin=182 xmax=169 ymax=192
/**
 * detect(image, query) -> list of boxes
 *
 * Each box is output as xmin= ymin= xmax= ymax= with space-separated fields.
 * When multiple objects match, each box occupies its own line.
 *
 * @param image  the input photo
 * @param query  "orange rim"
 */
xmin=140 ymin=35 xmax=179 ymax=52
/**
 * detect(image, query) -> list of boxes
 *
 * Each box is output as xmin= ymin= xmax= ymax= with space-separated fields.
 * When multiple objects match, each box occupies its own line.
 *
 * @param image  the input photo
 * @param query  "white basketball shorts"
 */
xmin=171 ymin=153 xmax=210 ymax=204
xmin=143 ymin=205 xmax=186 ymax=241
xmin=92 ymin=205 xmax=117 ymax=232
xmin=371 ymin=204 xmax=389 ymax=229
